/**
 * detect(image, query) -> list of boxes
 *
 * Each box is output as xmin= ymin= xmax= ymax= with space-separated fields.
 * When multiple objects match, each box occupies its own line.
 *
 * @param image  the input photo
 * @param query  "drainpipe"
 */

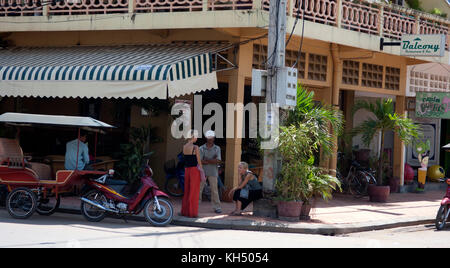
xmin=329 ymin=44 xmax=341 ymax=175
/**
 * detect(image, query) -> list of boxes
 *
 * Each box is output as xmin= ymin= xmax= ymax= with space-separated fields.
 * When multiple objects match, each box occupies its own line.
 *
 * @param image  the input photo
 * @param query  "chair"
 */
xmin=0 ymin=138 xmax=52 ymax=180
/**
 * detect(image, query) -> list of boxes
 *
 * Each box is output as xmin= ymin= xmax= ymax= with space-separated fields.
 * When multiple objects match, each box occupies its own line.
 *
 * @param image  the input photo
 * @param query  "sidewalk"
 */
xmin=57 ymin=188 xmax=446 ymax=235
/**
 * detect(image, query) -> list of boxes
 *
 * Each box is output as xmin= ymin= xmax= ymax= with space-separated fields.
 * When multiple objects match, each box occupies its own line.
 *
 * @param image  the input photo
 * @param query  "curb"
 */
xmin=56 ymin=207 xmax=436 ymax=235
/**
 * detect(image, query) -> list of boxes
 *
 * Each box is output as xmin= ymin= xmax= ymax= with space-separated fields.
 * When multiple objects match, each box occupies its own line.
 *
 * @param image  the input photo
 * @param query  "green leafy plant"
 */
xmin=114 ymin=124 xmax=162 ymax=183
xmin=274 ymin=85 xmax=343 ymax=203
xmin=429 ymin=8 xmax=447 ymax=18
xmin=352 ymin=99 xmax=421 ymax=186
xmin=406 ymin=0 xmax=424 ymax=11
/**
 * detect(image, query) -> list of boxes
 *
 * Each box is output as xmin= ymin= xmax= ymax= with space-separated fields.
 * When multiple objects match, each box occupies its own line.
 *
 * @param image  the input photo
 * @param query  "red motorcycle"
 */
xmin=435 ymin=178 xmax=450 ymax=230
xmin=80 ymin=158 xmax=173 ymax=227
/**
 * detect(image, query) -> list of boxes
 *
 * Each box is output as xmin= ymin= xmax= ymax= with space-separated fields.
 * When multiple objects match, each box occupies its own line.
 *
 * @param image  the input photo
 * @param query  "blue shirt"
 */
xmin=65 ymin=139 xmax=90 ymax=170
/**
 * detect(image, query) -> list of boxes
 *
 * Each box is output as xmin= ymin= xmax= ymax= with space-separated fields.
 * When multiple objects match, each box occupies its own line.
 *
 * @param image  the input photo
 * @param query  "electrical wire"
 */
xmin=285 ymin=0 xmax=301 ymax=48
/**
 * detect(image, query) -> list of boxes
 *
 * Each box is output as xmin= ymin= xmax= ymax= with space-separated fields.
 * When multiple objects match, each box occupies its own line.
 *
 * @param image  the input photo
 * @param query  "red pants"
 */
xmin=181 ymin=167 xmax=201 ymax=218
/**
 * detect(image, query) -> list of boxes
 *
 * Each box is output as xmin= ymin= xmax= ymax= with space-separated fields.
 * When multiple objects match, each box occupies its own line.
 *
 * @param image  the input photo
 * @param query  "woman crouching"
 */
xmin=229 ymin=162 xmax=263 ymax=216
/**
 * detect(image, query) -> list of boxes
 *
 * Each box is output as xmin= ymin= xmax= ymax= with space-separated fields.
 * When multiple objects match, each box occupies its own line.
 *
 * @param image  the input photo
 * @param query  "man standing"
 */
xmin=65 ymin=130 xmax=90 ymax=170
xmin=199 ymin=130 xmax=222 ymax=214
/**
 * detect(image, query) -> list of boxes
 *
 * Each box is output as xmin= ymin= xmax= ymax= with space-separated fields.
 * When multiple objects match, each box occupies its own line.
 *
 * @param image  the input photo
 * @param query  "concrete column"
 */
xmin=393 ymin=95 xmax=406 ymax=186
xmin=329 ymin=44 xmax=342 ymax=175
xmin=224 ymin=42 xmax=253 ymax=189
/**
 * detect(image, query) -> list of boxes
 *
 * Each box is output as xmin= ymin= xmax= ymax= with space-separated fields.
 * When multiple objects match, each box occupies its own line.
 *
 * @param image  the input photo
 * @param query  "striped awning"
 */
xmin=0 ymin=43 xmax=230 ymax=99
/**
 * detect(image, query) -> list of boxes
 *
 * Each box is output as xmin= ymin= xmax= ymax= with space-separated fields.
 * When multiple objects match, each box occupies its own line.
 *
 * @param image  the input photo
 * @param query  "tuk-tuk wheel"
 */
xmin=6 ymin=188 xmax=37 ymax=219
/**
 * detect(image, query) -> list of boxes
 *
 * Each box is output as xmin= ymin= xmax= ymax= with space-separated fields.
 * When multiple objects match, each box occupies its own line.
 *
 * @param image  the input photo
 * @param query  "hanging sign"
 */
xmin=400 ymin=34 xmax=446 ymax=57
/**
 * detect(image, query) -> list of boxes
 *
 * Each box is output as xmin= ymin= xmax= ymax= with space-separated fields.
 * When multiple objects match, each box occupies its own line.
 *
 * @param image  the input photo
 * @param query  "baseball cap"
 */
xmin=205 ymin=130 xmax=215 ymax=138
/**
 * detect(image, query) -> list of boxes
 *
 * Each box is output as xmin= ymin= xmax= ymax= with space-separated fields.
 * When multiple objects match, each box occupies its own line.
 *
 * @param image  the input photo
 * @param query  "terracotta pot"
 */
xmin=367 ymin=185 xmax=390 ymax=202
xmin=277 ymin=201 xmax=302 ymax=218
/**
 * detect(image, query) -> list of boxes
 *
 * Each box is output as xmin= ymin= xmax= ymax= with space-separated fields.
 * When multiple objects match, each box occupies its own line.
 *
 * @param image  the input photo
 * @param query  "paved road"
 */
xmin=0 ymin=209 xmax=449 ymax=248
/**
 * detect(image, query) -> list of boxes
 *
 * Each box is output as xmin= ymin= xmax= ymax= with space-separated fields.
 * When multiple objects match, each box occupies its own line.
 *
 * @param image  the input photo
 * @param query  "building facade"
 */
xmin=0 ymin=0 xmax=449 ymax=188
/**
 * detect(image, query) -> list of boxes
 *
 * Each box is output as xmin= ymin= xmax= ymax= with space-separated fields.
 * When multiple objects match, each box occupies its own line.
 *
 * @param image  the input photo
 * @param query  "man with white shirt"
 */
xmin=199 ymin=130 xmax=222 ymax=214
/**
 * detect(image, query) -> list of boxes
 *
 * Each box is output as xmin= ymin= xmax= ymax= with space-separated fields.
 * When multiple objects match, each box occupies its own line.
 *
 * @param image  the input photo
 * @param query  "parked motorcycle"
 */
xmin=435 ymin=177 xmax=450 ymax=230
xmin=164 ymin=152 xmax=185 ymax=197
xmin=80 ymin=158 xmax=173 ymax=227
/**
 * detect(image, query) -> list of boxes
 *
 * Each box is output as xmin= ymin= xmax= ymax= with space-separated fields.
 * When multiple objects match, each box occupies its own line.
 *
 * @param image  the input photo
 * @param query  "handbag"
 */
xmin=239 ymin=186 xmax=249 ymax=199
xmin=197 ymin=165 xmax=206 ymax=182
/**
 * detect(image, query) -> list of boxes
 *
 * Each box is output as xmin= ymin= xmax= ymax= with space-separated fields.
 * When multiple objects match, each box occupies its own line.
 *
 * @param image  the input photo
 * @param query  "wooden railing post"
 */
xmin=378 ymin=4 xmax=384 ymax=37
xmin=414 ymin=14 xmax=421 ymax=34
xmin=43 ymin=1 xmax=49 ymax=16
xmin=252 ymin=0 xmax=262 ymax=10
xmin=203 ymin=0 xmax=209 ymax=11
xmin=128 ymin=0 xmax=135 ymax=14
xmin=288 ymin=0 xmax=293 ymax=17
xmin=336 ymin=0 xmax=343 ymax=29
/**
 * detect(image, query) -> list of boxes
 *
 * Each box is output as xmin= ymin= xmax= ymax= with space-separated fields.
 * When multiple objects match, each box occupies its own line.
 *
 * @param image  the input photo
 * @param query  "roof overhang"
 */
xmin=0 ymin=43 xmax=232 ymax=99
xmin=0 ymin=112 xmax=114 ymax=128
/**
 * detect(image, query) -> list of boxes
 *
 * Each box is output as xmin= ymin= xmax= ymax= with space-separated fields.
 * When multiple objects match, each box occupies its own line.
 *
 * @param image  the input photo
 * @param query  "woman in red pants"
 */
xmin=181 ymin=130 xmax=203 ymax=218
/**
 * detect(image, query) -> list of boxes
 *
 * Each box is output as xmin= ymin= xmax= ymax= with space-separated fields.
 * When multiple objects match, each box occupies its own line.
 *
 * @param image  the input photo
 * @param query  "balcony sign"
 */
xmin=401 ymin=34 xmax=446 ymax=57
xmin=416 ymin=92 xmax=450 ymax=119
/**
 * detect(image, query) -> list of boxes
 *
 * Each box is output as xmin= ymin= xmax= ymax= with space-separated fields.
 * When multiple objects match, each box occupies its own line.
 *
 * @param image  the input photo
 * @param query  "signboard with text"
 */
xmin=416 ymin=92 xmax=450 ymax=119
xmin=401 ymin=34 xmax=446 ymax=57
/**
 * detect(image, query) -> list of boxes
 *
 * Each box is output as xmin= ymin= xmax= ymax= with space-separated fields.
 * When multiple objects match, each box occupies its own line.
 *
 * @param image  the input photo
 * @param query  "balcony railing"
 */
xmin=0 ymin=0 xmax=449 ymax=50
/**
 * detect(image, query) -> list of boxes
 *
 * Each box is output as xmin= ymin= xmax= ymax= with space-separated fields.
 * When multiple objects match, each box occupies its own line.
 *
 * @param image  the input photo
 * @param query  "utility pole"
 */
xmin=262 ymin=0 xmax=287 ymax=194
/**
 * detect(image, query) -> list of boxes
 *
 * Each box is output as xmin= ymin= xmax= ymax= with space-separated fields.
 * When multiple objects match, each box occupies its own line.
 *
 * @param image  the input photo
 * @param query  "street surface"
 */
xmin=0 ymin=209 xmax=448 ymax=248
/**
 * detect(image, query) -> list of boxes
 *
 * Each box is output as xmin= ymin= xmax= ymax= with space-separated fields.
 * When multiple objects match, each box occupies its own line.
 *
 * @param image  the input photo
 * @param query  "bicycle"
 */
xmin=337 ymin=160 xmax=377 ymax=196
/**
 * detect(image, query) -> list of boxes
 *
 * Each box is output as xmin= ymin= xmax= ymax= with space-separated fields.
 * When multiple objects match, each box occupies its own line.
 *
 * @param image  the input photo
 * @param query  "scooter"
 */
xmin=435 ymin=177 xmax=450 ymax=230
xmin=164 ymin=152 xmax=185 ymax=197
xmin=80 ymin=159 xmax=173 ymax=227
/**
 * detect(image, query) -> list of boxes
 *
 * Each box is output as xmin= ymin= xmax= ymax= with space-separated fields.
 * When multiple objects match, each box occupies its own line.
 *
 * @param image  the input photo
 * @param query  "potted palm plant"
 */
xmin=352 ymin=99 xmax=420 ymax=202
xmin=274 ymin=85 xmax=343 ymax=220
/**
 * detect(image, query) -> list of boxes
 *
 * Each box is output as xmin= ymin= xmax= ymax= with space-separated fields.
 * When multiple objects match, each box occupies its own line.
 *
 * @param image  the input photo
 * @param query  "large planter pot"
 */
xmin=367 ymin=185 xmax=390 ymax=202
xmin=277 ymin=201 xmax=302 ymax=218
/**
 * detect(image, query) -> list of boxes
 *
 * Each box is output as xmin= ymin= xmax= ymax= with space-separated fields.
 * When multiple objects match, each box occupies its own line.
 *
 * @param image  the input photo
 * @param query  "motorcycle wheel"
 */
xmin=6 ymin=188 xmax=37 ymax=219
xmin=36 ymin=195 xmax=61 ymax=216
xmin=165 ymin=176 xmax=184 ymax=197
xmin=144 ymin=197 xmax=173 ymax=227
xmin=81 ymin=190 xmax=107 ymax=222
xmin=435 ymin=205 xmax=449 ymax=230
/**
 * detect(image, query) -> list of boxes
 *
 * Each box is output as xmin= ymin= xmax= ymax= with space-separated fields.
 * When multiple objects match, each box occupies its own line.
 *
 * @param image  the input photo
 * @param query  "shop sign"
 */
xmin=401 ymin=35 xmax=446 ymax=57
xmin=416 ymin=92 xmax=450 ymax=119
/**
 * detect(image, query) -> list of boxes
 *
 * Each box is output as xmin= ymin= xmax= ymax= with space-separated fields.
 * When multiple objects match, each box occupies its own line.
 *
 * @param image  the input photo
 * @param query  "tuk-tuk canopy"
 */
xmin=0 ymin=112 xmax=114 ymax=129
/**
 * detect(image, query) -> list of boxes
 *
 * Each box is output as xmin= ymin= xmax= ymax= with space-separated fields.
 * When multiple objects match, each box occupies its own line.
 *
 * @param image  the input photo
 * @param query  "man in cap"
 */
xmin=199 ymin=130 xmax=222 ymax=213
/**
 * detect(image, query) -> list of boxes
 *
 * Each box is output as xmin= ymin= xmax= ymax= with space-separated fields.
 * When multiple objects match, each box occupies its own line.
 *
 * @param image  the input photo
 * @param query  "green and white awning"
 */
xmin=0 ymin=44 xmax=229 ymax=99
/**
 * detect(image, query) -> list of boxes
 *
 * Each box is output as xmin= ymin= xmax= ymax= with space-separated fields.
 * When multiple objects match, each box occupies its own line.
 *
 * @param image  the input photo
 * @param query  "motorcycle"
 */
xmin=164 ymin=152 xmax=185 ymax=197
xmin=435 ymin=177 xmax=450 ymax=230
xmin=80 ymin=158 xmax=173 ymax=227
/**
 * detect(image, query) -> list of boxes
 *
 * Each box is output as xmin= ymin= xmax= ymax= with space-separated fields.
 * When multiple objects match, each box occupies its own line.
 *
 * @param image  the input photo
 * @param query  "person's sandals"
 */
xmin=229 ymin=211 xmax=242 ymax=216
xmin=214 ymin=208 xmax=222 ymax=214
